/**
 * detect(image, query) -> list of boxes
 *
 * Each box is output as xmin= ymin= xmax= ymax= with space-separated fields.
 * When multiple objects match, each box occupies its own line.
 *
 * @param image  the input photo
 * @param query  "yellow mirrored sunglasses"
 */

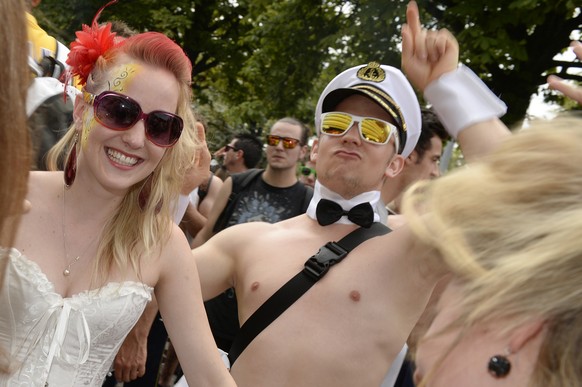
xmin=320 ymin=112 xmax=399 ymax=150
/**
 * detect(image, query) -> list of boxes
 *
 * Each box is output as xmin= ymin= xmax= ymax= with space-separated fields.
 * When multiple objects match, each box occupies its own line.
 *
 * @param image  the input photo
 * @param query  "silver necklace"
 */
xmin=62 ymin=186 xmax=95 ymax=277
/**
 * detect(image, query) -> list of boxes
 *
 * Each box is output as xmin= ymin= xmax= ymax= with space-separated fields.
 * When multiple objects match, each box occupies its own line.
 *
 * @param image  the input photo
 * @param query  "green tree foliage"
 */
xmin=416 ymin=0 xmax=581 ymax=125
xmin=34 ymin=0 xmax=581 ymax=148
xmin=200 ymin=0 xmax=345 ymax=136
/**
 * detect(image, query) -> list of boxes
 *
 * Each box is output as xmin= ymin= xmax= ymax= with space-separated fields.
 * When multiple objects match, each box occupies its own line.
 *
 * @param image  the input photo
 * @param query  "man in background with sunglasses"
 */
xmin=213 ymin=133 xmax=263 ymax=181
xmin=191 ymin=117 xmax=314 ymax=355
xmin=188 ymin=3 xmax=510 ymax=386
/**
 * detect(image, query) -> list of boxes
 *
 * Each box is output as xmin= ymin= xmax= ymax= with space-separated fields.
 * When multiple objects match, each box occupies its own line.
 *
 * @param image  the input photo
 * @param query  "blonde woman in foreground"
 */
xmin=0 ymin=3 xmax=235 ymax=386
xmin=408 ymin=39 xmax=582 ymax=386
xmin=406 ymin=115 xmax=582 ymax=386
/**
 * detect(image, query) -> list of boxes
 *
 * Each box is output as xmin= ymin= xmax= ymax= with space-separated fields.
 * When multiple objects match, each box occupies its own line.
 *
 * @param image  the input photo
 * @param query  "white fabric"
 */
xmin=26 ymin=77 xmax=80 ymax=117
xmin=380 ymin=344 xmax=408 ymax=387
xmin=424 ymin=65 xmax=507 ymax=139
xmin=0 ymin=249 xmax=152 ymax=386
xmin=377 ymin=201 xmax=389 ymax=224
xmin=173 ymin=193 xmax=192 ymax=225
xmin=306 ymin=181 xmax=382 ymax=225
xmin=55 ymin=41 xmax=70 ymax=69
xmin=173 ymin=188 xmax=203 ymax=225
xmin=175 ymin=375 xmax=188 ymax=387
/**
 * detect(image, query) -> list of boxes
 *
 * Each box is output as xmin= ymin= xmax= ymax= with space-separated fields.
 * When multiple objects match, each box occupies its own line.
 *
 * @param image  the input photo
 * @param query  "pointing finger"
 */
xmin=406 ymin=1 xmax=422 ymax=39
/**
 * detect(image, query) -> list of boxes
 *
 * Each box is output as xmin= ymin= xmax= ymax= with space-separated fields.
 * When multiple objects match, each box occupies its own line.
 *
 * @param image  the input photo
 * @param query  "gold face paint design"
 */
xmin=109 ymin=63 xmax=141 ymax=93
xmin=81 ymin=109 xmax=94 ymax=149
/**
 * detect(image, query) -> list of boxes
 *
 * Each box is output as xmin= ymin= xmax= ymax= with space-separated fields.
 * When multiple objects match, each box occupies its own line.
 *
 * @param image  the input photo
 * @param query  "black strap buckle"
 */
xmin=303 ymin=242 xmax=348 ymax=280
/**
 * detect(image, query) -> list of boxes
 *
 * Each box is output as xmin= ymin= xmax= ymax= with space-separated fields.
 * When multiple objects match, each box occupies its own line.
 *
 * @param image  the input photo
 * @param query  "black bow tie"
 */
xmin=316 ymin=199 xmax=374 ymax=228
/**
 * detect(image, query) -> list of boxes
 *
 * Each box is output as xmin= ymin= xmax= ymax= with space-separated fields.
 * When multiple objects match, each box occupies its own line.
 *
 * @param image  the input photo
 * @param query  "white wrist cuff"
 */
xmin=424 ymin=65 xmax=507 ymax=139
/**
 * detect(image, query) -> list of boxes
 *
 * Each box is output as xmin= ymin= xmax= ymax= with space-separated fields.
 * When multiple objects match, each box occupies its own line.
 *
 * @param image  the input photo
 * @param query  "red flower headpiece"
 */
xmin=67 ymin=0 xmax=120 ymax=86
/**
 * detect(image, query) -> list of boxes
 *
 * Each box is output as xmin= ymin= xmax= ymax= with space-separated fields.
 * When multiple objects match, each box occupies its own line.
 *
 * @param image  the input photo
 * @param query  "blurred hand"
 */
xmin=181 ymin=122 xmax=212 ymax=195
xmin=112 ymin=330 xmax=147 ymax=382
xmin=547 ymin=41 xmax=582 ymax=104
xmin=213 ymin=145 xmax=226 ymax=159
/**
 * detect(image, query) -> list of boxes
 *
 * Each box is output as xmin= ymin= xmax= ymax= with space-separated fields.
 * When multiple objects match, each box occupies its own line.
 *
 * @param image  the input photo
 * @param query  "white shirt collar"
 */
xmin=306 ymin=180 xmax=382 ymax=225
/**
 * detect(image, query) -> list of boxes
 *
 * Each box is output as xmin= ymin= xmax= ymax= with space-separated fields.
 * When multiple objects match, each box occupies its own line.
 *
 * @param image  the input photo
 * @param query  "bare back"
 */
xmin=196 ymin=214 xmax=441 ymax=386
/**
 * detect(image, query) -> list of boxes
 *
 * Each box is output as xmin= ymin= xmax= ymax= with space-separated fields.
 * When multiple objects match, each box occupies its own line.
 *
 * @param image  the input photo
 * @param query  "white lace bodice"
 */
xmin=0 ymin=249 xmax=153 ymax=387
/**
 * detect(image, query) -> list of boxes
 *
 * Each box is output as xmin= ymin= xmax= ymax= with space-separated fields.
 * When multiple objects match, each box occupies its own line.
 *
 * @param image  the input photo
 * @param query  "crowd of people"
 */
xmin=1 ymin=0 xmax=581 ymax=386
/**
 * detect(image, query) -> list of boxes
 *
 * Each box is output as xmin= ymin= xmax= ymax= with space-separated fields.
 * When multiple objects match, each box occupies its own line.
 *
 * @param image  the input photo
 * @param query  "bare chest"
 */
xmin=233 ymin=235 xmax=408 ymax=334
xmin=227 ymin=222 xmax=437 ymax=386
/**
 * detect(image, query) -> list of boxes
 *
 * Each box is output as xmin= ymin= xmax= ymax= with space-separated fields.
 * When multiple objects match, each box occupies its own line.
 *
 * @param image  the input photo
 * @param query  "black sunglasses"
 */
xmin=83 ymin=90 xmax=183 ymax=147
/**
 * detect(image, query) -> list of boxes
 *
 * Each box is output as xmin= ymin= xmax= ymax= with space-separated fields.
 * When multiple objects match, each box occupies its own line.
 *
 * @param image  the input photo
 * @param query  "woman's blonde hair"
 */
xmin=403 ymin=116 xmax=582 ymax=386
xmin=47 ymin=32 xmax=199 ymax=283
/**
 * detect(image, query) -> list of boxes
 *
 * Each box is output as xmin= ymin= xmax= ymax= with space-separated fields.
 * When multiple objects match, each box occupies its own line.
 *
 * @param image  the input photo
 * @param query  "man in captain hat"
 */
xmin=186 ymin=2 xmax=510 ymax=386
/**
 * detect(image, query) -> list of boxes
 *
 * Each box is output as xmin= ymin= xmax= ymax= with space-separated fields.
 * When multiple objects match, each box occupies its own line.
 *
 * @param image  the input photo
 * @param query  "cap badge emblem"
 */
xmin=356 ymin=62 xmax=385 ymax=83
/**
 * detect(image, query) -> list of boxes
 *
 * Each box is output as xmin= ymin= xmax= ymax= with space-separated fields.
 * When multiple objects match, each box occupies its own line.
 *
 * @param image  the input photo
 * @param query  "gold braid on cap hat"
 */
xmin=352 ymin=84 xmax=407 ymax=134
xmin=355 ymin=63 xmax=407 ymax=133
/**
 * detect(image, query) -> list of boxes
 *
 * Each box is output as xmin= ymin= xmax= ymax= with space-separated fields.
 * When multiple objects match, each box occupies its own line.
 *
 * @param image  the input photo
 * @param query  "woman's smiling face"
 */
xmin=76 ymin=59 xmax=180 ymax=194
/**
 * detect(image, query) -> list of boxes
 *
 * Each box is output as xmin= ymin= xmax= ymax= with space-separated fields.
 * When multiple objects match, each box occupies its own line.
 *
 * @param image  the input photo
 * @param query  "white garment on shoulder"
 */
xmin=0 ymin=249 xmax=152 ymax=387
xmin=173 ymin=193 xmax=193 ymax=225
xmin=172 ymin=189 xmax=202 ymax=225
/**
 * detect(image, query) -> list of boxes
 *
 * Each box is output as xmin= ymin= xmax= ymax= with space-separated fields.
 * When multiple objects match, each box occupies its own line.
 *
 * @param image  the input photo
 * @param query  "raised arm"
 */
xmin=182 ymin=202 xmax=207 ymax=239
xmin=155 ymin=226 xmax=235 ymax=387
xmin=392 ymin=1 xmax=513 ymax=282
xmin=548 ymin=41 xmax=582 ymax=104
xmin=182 ymin=122 xmax=213 ymax=196
xmin=402 ymin=1 xmax=511 ymax=162
xmin=182 ymin=175 xmax=225 ymax=240
xmin=198 ymin=175 xmax=224 ymax=218
xmin=191 ymin=177 xmax=233 ymax=248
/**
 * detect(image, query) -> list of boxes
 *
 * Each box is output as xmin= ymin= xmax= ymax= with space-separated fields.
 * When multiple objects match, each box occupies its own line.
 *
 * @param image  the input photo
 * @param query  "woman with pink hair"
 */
xmin=0 ymin=3 xmax=235 ymax=386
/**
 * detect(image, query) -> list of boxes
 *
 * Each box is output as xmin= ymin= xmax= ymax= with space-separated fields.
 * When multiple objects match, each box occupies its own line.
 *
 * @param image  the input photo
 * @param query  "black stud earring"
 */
xmin=488 ymin=354 xmax=511 ymax=378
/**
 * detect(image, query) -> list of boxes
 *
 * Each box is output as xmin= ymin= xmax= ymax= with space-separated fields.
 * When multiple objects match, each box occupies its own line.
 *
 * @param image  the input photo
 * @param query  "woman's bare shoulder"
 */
xmin=27 ymin=171 xmax=61 ymax=199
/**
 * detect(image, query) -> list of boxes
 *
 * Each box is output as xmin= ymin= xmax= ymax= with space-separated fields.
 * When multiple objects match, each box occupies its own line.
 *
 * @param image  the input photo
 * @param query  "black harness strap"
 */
xmin=228 ymin=222 xmax=390 ymax=366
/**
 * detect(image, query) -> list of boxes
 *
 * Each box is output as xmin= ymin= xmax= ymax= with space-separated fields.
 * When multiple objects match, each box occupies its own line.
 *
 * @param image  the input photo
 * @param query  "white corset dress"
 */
xmin=0 ymin=249 xmax=152 ymax=386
